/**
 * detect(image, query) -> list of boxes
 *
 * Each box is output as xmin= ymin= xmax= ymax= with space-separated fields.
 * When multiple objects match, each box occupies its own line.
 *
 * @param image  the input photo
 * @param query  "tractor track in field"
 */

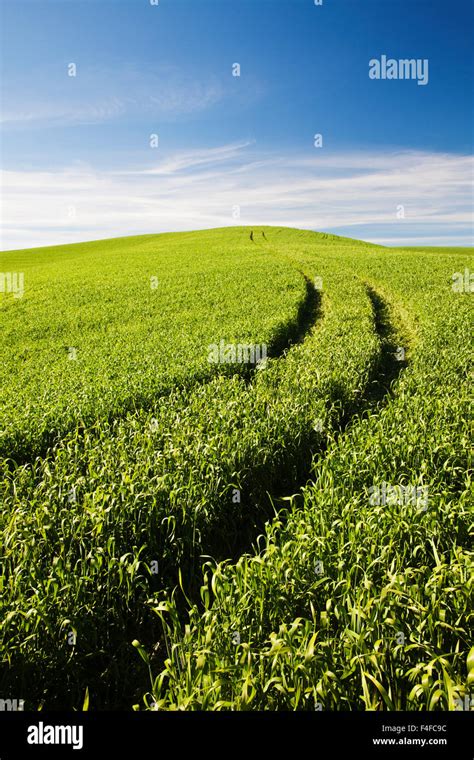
xmin=115 ymin=280 xmax=415 ymax=710
xmin=239 ymin=272 xmax=321 ymax=387
xmin=145 ymin=281 xmax=412 ymax=612
xmin=187 ymin=231 xmax=414 ymax=567
xmin=220 ymin=280 xmax=413 ymax=565
xmin=72 ymin=279 xmax=412 ymax=709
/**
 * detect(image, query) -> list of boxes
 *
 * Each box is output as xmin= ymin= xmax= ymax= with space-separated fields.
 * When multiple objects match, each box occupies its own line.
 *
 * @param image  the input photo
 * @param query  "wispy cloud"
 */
xmin=135 ymin=141 xmax=255 ymax=175
xmin=0 ymin=65 xmax=231 ymax=127
xmin=0 ymin=99 xmax=128 ymax=127
xmin=1 ymin=145 xmax=472 ymax=249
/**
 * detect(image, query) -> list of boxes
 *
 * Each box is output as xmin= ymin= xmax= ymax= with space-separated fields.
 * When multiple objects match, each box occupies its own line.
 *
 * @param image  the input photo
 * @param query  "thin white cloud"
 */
xmin=0 ymin=66 xmax=229 ymax=127
xmin=1 ymin=147 xmax=472 ymax=249
xmin=0 ymin=99 xmax=128 ymax=127
xmin=135 ymin=141 xmax=254 ymax=175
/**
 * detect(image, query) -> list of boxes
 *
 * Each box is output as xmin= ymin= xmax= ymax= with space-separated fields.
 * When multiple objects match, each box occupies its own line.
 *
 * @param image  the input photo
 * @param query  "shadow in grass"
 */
xmin=243 ymin=274 xmax=321 ymax=381
xmin=363 ymin=285 xmax=408 ymax=406
xmin=208 ymin=285 xmax=409 ymax=565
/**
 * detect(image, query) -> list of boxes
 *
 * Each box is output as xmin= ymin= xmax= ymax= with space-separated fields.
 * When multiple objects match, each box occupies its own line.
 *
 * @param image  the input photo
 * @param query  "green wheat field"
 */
xmin=0 ymin=226 xmax=472 ymax=710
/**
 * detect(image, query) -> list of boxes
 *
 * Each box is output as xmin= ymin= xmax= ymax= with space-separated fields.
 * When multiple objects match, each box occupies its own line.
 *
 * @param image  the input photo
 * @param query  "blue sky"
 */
xmin=1 ymin=0 xmax=472 ymax=249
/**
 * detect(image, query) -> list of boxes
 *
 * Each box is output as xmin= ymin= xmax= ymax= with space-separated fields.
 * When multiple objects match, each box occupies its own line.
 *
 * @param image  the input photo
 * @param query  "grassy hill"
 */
xmin=0 ymin=227 xmax=472 ymax=709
